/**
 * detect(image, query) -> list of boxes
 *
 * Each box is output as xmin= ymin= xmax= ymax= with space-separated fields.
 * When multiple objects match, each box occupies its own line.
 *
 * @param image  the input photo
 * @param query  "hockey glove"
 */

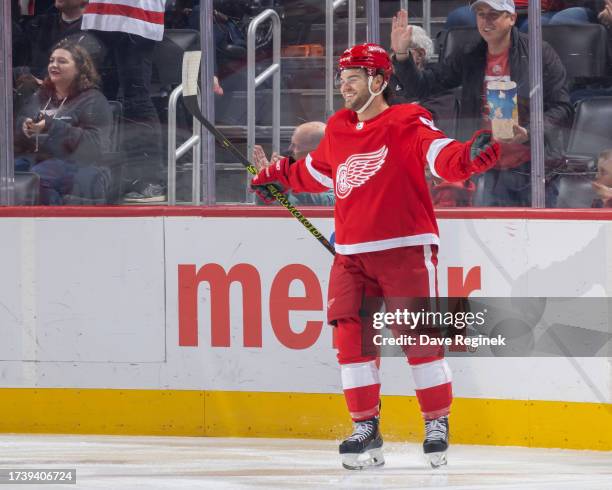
xmin=251 ymin=157 xmax=292 ymax=203
xmin=464 ymin=130 xmax=500 ymax=174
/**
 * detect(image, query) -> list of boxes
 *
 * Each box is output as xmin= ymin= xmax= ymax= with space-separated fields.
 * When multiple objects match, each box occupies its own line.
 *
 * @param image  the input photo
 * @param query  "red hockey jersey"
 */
xmin=285 ymin=104 xmax=474 ymax=255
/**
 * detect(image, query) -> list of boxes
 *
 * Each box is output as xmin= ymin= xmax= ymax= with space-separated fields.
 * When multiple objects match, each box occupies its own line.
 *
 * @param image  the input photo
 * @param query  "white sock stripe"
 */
xmin=411 ymin=359 xmax=452 ymax=390
xmin=350 ymin=406 xmax=379 ymax=420
xmin=341 ymin=360 xmax=380 ymax=390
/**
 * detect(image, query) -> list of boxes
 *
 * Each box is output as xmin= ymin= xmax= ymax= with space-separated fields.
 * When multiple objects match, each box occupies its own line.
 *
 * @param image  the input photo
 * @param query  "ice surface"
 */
xmin=0 ymin=435 xmax=610 ymax=489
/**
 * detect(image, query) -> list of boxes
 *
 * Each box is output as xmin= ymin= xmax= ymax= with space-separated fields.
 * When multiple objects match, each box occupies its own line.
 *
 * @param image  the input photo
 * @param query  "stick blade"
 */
xmin=182 ymin=51 xmax=202 ymax=97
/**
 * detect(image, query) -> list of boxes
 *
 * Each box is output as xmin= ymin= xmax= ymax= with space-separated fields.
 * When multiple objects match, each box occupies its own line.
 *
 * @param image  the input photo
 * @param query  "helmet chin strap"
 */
xmin=355 ymin=75 xmax=388 ymax=114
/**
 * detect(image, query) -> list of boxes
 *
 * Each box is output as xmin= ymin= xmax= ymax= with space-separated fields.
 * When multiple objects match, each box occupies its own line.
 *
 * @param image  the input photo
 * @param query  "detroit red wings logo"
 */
xmin=335 ymin=145 xmax=388 ymax=199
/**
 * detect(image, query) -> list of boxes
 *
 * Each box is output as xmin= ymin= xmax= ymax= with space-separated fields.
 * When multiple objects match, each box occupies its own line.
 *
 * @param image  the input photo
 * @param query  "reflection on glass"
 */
xmin=6 ymin=1 xmax=612 ymax=208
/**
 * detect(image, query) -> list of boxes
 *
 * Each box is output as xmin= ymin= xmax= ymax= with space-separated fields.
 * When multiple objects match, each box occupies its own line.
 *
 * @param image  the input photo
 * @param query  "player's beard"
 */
xmin=344 ymin=90 xmax=369 ymax=112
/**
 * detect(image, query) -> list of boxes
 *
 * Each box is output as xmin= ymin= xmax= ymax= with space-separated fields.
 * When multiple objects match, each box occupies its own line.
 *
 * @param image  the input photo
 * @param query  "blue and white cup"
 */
xmin=487 ymin=81 xmax=518 ymax=140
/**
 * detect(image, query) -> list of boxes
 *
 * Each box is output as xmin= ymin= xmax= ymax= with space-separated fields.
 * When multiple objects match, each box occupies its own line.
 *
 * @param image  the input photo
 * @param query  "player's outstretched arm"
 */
xmin=251 ymin=156 xmax=332 ymax=203
xmin=433 ymin=130 xmax=500 ymax=182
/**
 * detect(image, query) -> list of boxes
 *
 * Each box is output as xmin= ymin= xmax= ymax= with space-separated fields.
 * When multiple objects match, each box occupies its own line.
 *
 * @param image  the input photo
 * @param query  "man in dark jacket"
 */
xmin=391 ymin=0 xmax=573 ymax=206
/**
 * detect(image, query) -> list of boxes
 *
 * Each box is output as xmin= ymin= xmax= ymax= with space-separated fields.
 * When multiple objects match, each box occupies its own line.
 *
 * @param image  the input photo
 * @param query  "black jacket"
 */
xmin=393 ymin=28 xmax=574 ymax=161
xmin=16 ymin=88 xmax=112 ymax=166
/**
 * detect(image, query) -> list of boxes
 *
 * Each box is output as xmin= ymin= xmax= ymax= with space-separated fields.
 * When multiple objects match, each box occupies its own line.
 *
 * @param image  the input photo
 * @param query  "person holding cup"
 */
xmin=390 ymin=1 xmax=573 ymax=206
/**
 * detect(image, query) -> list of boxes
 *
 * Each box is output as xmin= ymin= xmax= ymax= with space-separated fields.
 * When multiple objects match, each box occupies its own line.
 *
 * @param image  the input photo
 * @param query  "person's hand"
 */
xmin=22 ymin=118 xmax=34 ymax=137
xmin=598 ymin=0 xmax=612 ymax=26
xmin=592 ymin=181 xmax=612 ymax=204
xmin=22 ymin=117 xmax=46 ymax=137
xmin=253 ymin=144 xmax=270 ymax=171
xmin=251 ymin=157 xmax=292 ymax=203
xmin=464 ymin=129 xmax=500 ymax=174
xmin=213 ymin=76 xmax=224 ymax=95
xmin=391 ymin=9 xmax=413 ymax=62
xmin=496 ymin=124 xmax=529 ymax=145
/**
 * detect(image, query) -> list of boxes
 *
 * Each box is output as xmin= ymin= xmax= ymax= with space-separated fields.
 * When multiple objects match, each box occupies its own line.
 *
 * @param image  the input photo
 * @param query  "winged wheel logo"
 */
xmin=335 ymin=145 xmax=388 ymax=199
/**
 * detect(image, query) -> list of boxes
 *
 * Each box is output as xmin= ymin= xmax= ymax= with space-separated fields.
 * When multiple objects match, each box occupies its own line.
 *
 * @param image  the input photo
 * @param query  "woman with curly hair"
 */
xmin=15 ymin=39 xmax=112 ymax=205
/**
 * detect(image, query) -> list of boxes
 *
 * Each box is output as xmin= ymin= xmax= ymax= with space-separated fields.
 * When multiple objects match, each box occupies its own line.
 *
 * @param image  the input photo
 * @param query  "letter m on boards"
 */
xmin=178 ymin=263 xmax=262 ymax=347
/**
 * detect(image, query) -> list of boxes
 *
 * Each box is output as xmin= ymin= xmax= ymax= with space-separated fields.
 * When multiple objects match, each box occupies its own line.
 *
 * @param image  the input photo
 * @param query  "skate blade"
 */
xmin=426 ymin=451 xmax=447 ymax=469
xmin=342 ymin=448 xmax=385 ymax=470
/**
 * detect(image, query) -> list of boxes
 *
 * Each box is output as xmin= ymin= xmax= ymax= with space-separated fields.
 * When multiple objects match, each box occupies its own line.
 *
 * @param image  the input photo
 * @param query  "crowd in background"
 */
xmin=8 ymin=0 xmax=612 ymax=208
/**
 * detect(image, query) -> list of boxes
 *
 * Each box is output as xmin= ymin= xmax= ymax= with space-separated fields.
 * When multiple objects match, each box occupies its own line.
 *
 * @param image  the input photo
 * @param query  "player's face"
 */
xmin=475 ymin=5 xmax=516 ymax=44
xmin=338 ymin=69 xmax=370 ymax=111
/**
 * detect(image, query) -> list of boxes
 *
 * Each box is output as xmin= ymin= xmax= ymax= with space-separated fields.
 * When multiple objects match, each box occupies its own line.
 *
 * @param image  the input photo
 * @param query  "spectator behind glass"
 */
xmin=15 ymin=40 xmax=112 ymax=205
xmin=389 ymin=25 xmax=474 ymax=207
xmin=389 ymin=25 xmax=459 ymax=133
xmin=14 ymin=0 xmax=107 ymax=117
xmin=22 ymin=0 xmax=99 ymax=80
xmin=81 ymin=0 xmax=167 ymax=203
xmin=12 ymin=0 xmax=28 ymax=67
xmin=253 ymin=121 xmax=335 ymax=206
xmin=593 ymin=149 xmax=612 ymax=207
xmin=391 ymin=3 xmax=573 ymax=207
xmin=445 ymin=0 xmax=600 ymax=32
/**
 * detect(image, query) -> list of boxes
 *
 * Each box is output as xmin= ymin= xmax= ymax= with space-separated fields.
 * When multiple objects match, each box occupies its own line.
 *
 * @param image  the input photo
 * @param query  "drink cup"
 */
xmin=487 ymin=81 xmax=518 ymax=140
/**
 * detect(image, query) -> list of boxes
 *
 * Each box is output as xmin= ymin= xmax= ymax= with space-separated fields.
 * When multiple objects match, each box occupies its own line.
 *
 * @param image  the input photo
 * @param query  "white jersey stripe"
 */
xmin=411 ymin=359 xmax=452 ymax=390
xmin=426 ymin=138 xmax=455 ymax=179
xmin=341 ymin=360 xmax=380 ymax=390
xmin=305 ymin=154 xmax=333 ymax=189
xmin=334 ymin=233 xmax=440 ymax=255
xmin=85 ymin=0 xmax=164 ymax=12
xmin=82 ymin=13 xmax=164 ymax=40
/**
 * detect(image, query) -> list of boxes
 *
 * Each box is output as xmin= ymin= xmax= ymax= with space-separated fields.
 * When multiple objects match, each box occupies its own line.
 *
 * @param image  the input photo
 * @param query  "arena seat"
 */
xmin=542 ymin=24 xmax=608 ymax=81
xmin=564 ymin=96 xmax=612 ymax=162
xmin=551 ymin=96 xmax=612 ymax=208
xmin=14 ymin=172 xmax=40 ymax=205
xmin=439 ymin=27 xmax=481 ymax=62
xmin=554 ymin=173 xmax=596 ymax=208
xmin=104 ymin=100 xmax=126 ymax=204
xmin=152 ymin=29 xmax=201 ymax=94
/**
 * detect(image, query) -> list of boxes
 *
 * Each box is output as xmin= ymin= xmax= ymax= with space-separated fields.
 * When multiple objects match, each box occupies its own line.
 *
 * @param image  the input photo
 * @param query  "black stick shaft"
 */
xmin=182 ymin=94 xmax=335 ymax=256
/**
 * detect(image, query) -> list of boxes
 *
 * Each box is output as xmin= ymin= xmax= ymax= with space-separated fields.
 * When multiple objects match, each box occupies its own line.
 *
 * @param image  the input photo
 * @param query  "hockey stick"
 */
xmin=181 ymin=51 xmax=335 ymax=256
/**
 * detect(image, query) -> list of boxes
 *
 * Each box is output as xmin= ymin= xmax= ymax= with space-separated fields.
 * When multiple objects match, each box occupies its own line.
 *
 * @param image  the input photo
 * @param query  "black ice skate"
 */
xmin=339 ymin=416 xmax=384 ymax=470
xmin=423 ymin=416 xmax=449 ymax=468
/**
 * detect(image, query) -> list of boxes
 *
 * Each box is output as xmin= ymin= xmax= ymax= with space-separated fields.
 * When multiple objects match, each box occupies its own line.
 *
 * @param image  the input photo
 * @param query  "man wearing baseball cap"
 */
xmin=471 ymin=0 xmax=516 ymax=14
xmin=391 ymin=4 xmax=572 ymax=206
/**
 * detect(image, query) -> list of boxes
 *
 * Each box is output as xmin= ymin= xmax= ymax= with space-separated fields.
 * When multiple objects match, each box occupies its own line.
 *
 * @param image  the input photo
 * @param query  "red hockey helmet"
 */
xmin=338 ymin=43 xmax=393 ymax=81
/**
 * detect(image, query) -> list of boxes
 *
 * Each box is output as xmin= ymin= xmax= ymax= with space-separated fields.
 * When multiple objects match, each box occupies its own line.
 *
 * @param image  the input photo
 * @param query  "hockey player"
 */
xmin=251 ymin=43 xmax=500 ymax=469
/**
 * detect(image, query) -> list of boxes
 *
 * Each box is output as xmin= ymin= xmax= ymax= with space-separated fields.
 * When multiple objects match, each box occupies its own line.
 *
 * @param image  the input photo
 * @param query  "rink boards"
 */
xmin=0 ymin=207 xmax=611 ymax=450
